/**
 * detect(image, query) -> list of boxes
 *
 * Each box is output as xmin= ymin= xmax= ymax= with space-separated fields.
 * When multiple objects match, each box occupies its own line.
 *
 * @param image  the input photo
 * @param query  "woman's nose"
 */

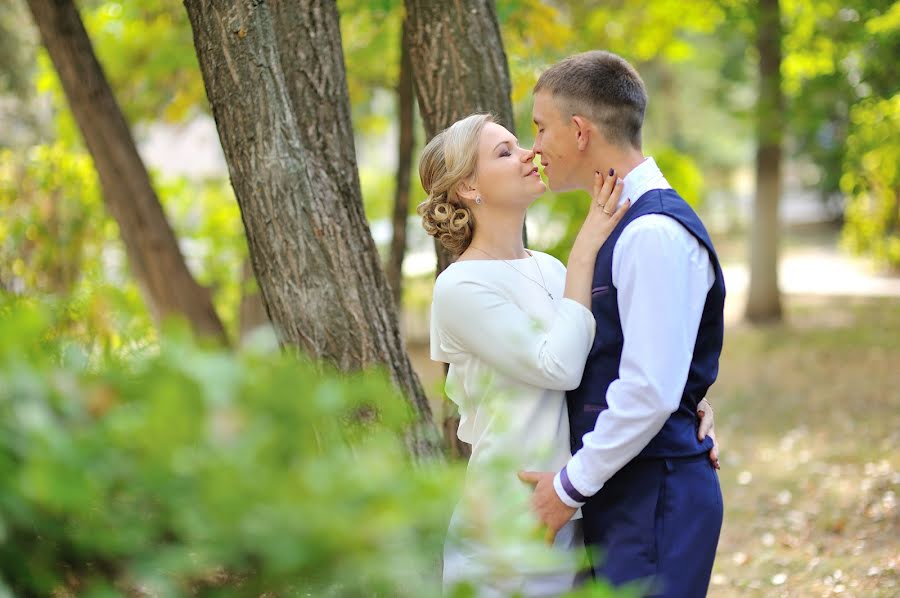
xmin=521 ymin=147 xmax=536 ymax=162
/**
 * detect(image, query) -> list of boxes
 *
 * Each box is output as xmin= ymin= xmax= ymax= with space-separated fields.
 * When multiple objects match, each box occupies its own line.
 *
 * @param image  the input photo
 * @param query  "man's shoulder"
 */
xmin=620 ymin=212 xmax=692 ymax=244
xmin=615 ymin=214 xmax=709 ymax=272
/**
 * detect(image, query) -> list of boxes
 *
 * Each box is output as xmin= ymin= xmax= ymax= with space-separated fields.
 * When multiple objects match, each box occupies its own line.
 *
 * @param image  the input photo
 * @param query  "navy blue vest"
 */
xmin=567 ymin=188 xmax=725 ymax=459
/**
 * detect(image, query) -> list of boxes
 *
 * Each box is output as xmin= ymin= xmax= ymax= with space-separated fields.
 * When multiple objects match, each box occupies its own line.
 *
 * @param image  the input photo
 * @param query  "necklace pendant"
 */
xmin=548 ymin=291 xmax=554 ymax=299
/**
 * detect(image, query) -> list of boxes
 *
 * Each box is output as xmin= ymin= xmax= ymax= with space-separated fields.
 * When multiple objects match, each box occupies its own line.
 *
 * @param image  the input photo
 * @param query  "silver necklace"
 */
xmin=469 ymin=247 xmax=554 ymax=299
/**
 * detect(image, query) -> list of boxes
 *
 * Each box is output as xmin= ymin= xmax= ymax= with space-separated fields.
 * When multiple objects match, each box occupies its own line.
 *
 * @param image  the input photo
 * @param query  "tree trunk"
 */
xmin=404 ymin=0 xmax=517 ymax=457
xmin=746 ymin=0 xmax=784 ymax=322
xmin=384 ymin=22 xmax=415 ymax=310
xmin=25 ymin=0 xmax=227 ymax=343
xmin=183 ymin=0 xmax=439 ymax=457
xmin=404 ymin=0 xmax=514 ymax=139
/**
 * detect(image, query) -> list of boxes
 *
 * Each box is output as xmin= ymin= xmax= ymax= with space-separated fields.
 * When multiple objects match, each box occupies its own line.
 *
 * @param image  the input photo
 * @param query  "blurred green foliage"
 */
xmin=833 ymin=3 xmax=899 ymax=270
xmin=0 ymin=141 xmax=249 ymax=343
xmin=841 ymin=94 xmax=899 ymax=269
xmin=0 ymin=297 xmax=455 ymax=596
xmin=0 ymin=299 xmax=631 ymax=596
xmin=783 ymin=0 xmax=898 ymax=201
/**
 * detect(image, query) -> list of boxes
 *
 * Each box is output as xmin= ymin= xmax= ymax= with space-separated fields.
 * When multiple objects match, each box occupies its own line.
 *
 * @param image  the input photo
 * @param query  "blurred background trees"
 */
xmin=25 ymin=0 xmax=228 ymax=341
xmin=2 ymin=0 xmax=896 ymax=340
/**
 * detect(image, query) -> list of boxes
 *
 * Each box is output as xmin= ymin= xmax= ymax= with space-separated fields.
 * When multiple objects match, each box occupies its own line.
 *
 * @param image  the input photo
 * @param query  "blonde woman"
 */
xmin=419 ymin=114 xmax=715 ymax=596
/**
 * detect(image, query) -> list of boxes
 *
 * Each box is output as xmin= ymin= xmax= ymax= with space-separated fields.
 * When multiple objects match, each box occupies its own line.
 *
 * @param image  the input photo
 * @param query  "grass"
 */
xmin=711 ymin=295 xmax=899 ymax=597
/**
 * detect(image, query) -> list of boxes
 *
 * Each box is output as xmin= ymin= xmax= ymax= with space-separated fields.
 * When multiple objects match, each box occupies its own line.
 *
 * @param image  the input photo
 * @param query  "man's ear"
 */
xmin=572 ymin=115 xmax=594 ymax=152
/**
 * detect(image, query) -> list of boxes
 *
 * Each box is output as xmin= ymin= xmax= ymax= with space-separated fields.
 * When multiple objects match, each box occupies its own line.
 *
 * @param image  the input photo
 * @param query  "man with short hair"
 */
xmin=519 ymin=51 xmax=725 ymax=597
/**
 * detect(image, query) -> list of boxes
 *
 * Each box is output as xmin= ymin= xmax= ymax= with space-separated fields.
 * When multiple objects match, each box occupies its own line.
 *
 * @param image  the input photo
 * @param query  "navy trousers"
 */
xmin=581 ymin=454 xmax=723 ymax=597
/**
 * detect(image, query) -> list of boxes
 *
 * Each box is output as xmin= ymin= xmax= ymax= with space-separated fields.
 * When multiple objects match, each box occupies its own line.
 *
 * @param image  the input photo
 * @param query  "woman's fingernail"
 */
xmin=608 ymin=168 xmax=615 ymax=176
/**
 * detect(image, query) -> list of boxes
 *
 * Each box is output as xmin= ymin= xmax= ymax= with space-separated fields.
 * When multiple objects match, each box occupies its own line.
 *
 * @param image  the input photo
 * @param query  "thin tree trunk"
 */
xmin=184 ymin=0 xmax=439 ymax=457
xmin=746 ymin=0 xmax=784 ymax=322
xmin=25 ymin=0 xmax=227 ymax=343
xmin=384 ymin=23 xmax=415 ymax=310
xmin=404 ymin=0 xmax=517 ymax=457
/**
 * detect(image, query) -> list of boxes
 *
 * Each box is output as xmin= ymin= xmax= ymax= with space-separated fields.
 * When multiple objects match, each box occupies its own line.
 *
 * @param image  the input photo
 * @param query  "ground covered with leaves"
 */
xmin=711 ymin=296 xmax=898 ymax=597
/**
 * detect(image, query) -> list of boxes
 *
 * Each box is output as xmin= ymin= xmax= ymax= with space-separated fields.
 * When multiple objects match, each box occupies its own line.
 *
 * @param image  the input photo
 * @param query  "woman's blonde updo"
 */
xmin=417 ymin=113 xmax=493 ymax=255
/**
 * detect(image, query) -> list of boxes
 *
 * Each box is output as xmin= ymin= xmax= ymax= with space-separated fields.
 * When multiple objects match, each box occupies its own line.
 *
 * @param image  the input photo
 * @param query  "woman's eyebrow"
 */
xmin=493 ymin=138 xmax=517 ymax=151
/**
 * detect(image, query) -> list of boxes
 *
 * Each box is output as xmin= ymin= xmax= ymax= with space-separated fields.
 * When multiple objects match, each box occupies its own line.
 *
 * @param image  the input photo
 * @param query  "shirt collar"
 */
xmin=619 ymin=157 xmax=671 ymax=206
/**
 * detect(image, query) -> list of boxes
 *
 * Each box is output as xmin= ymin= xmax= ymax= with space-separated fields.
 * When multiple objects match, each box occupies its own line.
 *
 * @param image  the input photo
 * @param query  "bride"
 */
xmin=418 ymin=113 xmax=714 ymax=596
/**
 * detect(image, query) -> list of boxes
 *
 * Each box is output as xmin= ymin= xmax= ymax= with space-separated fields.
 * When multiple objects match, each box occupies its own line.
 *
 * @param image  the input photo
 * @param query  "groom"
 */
xmin=519 ymin=51 xmax=725 ymax=596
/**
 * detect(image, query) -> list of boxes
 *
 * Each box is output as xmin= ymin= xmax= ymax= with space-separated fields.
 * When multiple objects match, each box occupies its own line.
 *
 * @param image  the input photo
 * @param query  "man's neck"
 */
xmin=577 ymin=146 xmax=646 ymax=191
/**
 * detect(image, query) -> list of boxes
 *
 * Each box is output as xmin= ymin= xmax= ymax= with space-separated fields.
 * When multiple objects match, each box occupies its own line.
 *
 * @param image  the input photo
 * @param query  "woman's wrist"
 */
xmin=568 ymin=238 xmax=600 ymax=268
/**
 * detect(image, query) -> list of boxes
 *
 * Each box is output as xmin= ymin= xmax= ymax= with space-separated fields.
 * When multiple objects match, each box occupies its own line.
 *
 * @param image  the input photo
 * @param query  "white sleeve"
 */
xmin=554 ymin=216 xmax=714 ymax=506
xmin=432 ymin=275 xmax=596 ymax=391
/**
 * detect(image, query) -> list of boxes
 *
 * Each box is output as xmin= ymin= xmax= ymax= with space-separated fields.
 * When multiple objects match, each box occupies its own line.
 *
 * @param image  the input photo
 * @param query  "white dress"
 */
xmin=429 ymin=250 xmax=596 ymax=597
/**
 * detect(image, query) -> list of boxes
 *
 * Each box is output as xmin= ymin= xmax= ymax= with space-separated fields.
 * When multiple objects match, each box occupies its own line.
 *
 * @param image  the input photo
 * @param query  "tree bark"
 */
xmin=404 ymin=0 xmax=517 ymax=457
xmin=183 ymin=0 xmax=439 ymax=456
xmin=384 ymin=22 xmax=415 ymax=310
xmin=404 ymin=0 xmax=514 ymax=139
xmin=746 ymin=0 xmax=784 ymax=322
xmin=25 ymin=0 xmax=227 ymax=343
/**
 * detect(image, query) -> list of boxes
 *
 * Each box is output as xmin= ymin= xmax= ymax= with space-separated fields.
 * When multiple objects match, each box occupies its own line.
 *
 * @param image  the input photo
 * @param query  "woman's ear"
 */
xmin=456 ymin=179 xmax=480 ymax=204
xmin=572 ymin=115 xmax=593 ymax=152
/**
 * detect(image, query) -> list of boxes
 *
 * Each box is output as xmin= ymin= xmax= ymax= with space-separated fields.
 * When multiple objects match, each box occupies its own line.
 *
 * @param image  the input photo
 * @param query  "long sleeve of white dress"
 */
xmin=431 ymin=269 xmax=596 ymax=392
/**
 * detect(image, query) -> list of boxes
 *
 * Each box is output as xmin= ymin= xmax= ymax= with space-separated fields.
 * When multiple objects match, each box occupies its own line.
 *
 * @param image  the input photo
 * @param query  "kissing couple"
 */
xmin=420 ymin=51 xmax=725 ymax=597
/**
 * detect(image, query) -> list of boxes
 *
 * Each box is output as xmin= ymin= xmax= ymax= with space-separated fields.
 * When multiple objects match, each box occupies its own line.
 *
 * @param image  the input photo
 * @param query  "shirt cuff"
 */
xmin=553 ymin=465 xmax=589 ymax=508
xmin=565 ymin=450 xmax=608 ymax=499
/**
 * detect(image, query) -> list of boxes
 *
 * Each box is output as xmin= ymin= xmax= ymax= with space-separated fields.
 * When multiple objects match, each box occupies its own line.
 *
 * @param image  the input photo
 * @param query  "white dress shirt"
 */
xmin=553 ymin=157 xmax=717 ymax=507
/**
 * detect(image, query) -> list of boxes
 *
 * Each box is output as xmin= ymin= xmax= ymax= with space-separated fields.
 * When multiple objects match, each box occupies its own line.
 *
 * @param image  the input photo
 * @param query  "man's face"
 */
xmin=532 ymin=91 xmax=581 ymax=192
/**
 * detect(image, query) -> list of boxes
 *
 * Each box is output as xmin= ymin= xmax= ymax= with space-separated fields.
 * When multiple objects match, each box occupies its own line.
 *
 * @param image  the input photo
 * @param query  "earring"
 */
xmin=475 ymin=196 xmax=482 ymax=205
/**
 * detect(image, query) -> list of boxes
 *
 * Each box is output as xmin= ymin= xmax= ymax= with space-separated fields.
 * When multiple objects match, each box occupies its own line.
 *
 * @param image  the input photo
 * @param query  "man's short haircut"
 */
xmin=534 ymin=51 xmax=647 ymax=149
